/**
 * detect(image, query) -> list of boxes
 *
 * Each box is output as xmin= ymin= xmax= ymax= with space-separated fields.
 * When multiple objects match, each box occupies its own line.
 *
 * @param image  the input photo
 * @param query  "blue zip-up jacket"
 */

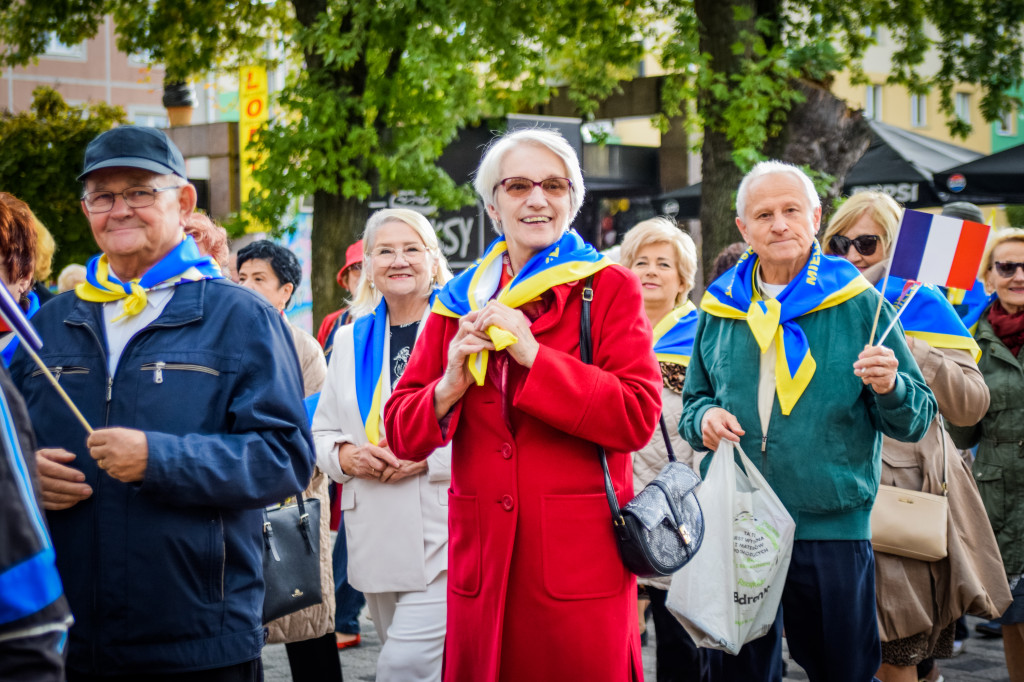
xmin=10 ymin=279 xmax=314 ymax=675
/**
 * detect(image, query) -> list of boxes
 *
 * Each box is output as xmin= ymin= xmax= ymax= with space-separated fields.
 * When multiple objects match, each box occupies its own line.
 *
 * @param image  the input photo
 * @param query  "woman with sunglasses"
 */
xmin=947 ymin=228 xmax=1024 ymax=682
xmin=824 ymin=192 xmax=1009 ymax=682
xmin=384 ymin=128 xmax=662 ymax=681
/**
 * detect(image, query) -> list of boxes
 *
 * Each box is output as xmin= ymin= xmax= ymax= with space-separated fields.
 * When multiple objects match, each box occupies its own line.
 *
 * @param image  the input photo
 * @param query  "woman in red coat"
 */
xmin=384 ymin=128 xmax=662 ymax=682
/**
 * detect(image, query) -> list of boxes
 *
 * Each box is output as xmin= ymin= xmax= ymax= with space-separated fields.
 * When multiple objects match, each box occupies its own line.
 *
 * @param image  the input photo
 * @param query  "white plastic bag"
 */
xmin=666 ymin=440 xmax=795 ymax=654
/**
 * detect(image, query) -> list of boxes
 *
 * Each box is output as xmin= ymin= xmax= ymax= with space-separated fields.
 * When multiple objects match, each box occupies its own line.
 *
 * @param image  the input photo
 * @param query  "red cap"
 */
xmin=336 ymin=240 xmax=364 ymax=288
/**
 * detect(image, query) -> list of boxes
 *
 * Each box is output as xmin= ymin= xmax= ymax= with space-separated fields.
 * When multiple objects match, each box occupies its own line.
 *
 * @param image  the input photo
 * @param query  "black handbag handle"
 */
xmin=263 ymin=495 xmax=315 ymax=560
xmin=579 ymin=277 xmax=677 ymax=525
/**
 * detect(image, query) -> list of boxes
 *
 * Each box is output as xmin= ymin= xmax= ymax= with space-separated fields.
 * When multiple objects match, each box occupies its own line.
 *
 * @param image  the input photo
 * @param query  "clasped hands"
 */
xmin=337 ymin=438 xmax=426 ymax=483
xmin=36 ymin=427 xmax=148 ymax=510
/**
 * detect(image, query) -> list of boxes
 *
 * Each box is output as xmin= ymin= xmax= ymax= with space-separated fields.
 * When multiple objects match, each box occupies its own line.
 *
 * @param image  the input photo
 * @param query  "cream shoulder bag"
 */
xmin=870 ymin=418 xmax=949 ymax=562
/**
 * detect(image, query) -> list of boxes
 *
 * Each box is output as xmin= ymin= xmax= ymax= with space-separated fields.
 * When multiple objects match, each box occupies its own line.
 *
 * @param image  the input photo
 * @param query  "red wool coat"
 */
xmin=385 ymin=265 xmax=662 ymax=682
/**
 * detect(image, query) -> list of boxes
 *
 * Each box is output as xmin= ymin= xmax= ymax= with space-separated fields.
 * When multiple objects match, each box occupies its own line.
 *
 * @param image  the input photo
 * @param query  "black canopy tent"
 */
xmin=933 ymin=142 xmax=1024 ymax=205
xmin=658 ymin=120 xmax=983 ymax=219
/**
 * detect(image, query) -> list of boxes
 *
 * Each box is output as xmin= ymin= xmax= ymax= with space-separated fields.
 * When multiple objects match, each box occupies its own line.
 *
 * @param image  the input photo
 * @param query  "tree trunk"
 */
xmin=694 ymin=0 xmax=756 ymax=286
xmin=311 ymin=191 xmax=368 ymax=329
xmin=767 ymin=80 xmax=873 ymax=220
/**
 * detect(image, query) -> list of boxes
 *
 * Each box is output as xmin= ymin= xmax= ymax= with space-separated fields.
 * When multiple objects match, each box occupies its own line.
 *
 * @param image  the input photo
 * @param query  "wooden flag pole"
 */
xmin=20 ymin=343 xmax=94 ymax=435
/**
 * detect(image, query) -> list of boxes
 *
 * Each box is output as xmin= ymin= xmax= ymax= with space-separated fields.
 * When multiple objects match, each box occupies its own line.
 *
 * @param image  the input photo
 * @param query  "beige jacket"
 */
xmin=874 ymin=339 xmax=1010 ymax=645
xmin=632 ymin=382 xmax=698 ymax=590
xmin=265 ymin=324 xmax=332 ymax=644
xmin=265 ymin=467 xmax=336 ymax=644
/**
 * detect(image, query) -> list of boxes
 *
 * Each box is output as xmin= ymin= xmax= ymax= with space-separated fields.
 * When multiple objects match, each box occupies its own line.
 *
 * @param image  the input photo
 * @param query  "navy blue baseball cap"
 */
xmin=78 ymin=126 xmax=187 ymax=181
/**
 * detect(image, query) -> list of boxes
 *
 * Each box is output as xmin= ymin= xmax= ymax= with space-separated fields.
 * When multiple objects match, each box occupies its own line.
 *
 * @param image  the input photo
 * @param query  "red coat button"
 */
xmin=500 ymin=444 xmax=513 ymax=459
xmin=500 ymin=495 xmax=514 ymax=511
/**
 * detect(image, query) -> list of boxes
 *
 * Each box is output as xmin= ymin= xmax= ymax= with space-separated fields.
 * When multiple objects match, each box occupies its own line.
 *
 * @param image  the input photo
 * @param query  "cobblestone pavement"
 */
xmin=263 ymin=613 xmax=1011 ymax=681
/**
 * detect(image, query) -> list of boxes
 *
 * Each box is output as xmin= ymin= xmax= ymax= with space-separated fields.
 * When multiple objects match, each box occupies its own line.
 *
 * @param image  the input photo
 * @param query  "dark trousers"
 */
xmin=333 ymin=512 xmax=365 ymax=634
xmin=284 ymin=632 xmax=343 ymax=682
xmin=67 ymin=657 xmax=262 ymax=682
xmin=706 ymin=539 xmax=881 ymax=682
xmin=648 ymin=586 xmax=707 ymax=682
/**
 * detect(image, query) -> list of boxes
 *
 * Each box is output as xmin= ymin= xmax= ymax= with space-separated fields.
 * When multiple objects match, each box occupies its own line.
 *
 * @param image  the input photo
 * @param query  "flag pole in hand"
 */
xmin=0 ymin=284 xmax=93 ymax=434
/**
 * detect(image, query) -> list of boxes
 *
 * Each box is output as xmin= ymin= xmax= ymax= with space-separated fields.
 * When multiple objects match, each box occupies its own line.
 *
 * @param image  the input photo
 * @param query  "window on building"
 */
xmin=129 ymin=108 xmax=169 ymax=129
xmin=955 ymin=92 xmax=971 ymax=123
xmin=997 ymin=108 xmax=1016 ymax=136
xmin=911 ymin=94 xmax=927 ymax=128
xmin=42 ymin=33 xmax=85 ymax=59
xmin=865 ymin=85 xmax=882 ymax=120
xmin=127 ymin=50 xmax=154 ymax=68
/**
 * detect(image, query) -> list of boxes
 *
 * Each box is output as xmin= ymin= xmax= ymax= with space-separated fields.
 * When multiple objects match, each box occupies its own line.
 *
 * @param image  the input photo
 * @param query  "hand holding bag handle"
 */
xmin=579 ymin=276 xmax=704 ymax=576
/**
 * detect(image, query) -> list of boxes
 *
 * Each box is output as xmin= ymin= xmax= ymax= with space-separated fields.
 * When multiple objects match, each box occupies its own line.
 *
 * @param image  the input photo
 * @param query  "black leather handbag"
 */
xmin=261 ymin=495 xmax=322 ymax=623
xmin=579 ymin=276 xmax=705 ymax=578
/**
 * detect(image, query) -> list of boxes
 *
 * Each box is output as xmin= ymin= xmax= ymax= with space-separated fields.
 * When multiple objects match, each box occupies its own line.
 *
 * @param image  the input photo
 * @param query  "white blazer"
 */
xmin=312 ymin=306 xmax=450 ymax=594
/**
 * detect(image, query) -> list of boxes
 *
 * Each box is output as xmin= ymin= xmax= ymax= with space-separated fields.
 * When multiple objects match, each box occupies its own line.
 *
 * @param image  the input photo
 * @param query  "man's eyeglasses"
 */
xmin=993 ymin=261 xmax=1024 ymax=278
xmin=370 ymin=246 xmax=427 ymax=264
xmin=828 ymin=234 xmax=881 ymax=257
xmin=494 ymin=177 xmax=572 ymax=198
xmin=82 ymin=185 xmax=184 ymax=213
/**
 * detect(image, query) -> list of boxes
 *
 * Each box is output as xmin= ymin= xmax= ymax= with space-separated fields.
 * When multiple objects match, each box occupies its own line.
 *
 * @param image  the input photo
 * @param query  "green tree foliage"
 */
xmin=655 ymin=0 xmax=1024 ymax=280
xmin=0 ymin=87 xmax=126 ymax=273
xmin=0 ymin=0 xmax=654 ymax=323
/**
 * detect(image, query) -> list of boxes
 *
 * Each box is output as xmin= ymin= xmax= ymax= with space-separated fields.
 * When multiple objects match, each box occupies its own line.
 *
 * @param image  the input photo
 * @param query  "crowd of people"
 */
xmin=1 ymin=123 xmax=1023 ymax=682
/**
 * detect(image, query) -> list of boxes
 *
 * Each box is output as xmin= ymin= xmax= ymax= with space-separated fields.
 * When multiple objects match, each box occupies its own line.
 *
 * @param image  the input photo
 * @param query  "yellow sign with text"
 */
xmin=239 ymin=66 xmax=269 ymax=233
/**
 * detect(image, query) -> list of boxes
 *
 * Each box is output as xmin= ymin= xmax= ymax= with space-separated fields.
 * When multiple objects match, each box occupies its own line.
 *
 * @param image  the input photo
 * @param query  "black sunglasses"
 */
xmin=993 ymin=261 xmax=1024 ymax=278
xmin=829 ymin=234 xmax=881 ymax=257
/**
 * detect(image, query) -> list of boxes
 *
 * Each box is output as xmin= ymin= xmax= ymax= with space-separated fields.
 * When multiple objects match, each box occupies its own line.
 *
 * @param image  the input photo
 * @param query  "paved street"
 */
xmin=263 ymin=612 xmax=1012 ymax=681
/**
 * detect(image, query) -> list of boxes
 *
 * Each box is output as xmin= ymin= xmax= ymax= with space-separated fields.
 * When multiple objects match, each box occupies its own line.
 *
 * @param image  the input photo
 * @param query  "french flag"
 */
xmin=889 ymin=209 xmax=990 ymax=290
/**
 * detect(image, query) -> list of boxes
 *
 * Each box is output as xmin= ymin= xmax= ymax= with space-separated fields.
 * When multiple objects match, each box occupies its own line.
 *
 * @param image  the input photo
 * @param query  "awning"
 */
xmin=933 ymin=142 xmax=1024 ymax=204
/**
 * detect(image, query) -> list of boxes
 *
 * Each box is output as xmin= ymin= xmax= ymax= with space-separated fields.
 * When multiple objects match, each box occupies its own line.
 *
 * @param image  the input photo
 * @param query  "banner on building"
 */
xmin=239 ymin=66 xmax=269 ymax=233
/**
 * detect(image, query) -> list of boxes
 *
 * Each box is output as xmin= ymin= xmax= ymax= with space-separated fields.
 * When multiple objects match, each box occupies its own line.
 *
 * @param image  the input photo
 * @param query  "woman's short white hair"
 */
xmin=735 ymin=160 xmax=820 ymax=219
xmin=473 ymin=128 xmax=585 ymax=234
xmin=349 ymin=208 xmax=454 ymax=318
xmin=619 ymin=217 xmax=697 ymax=305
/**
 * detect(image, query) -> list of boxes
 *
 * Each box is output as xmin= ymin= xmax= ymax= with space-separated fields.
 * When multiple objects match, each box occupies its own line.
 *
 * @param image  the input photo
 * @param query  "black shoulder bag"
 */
xmin=579 ymin=276 xmax=705 ymax=578
xmin=262 ymin=495 xmax=323 ymax=623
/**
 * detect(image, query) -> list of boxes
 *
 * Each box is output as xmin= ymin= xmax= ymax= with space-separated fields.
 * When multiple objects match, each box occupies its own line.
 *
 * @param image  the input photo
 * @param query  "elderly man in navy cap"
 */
xmin=9 ymin=126 xmax=314 ymax=680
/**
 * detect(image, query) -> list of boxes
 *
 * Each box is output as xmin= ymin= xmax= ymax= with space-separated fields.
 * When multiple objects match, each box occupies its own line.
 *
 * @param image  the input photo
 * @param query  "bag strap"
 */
xmin=579 ymin=276 xmax=626 ymax=526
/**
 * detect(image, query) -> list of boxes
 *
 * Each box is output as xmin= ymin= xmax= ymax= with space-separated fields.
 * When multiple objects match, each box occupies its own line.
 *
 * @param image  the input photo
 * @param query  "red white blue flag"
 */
xmin=0 ymin=283 xmax=42 ymax=353
xmin=889 ymin=209 xmax=990 ymax=290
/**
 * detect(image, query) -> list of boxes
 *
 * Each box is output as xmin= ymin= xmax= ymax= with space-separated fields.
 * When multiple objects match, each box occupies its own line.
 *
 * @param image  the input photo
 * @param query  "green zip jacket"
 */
xmin=681 ymin=286 xmax=936 ymax=541
xmin=947 ymin=311 xmax=1024 ymax=575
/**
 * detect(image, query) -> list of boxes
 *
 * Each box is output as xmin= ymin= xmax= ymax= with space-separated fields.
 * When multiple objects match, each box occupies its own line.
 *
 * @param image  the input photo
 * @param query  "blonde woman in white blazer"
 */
xmin=313 ymin=209 xmax=453 ymax=682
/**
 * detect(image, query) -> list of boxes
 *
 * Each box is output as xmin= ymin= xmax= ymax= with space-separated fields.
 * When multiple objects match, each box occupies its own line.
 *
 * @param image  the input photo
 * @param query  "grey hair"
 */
xmin=735 ymin=161 xmax=820 ymax=219
xmin=473 ymin=128 xmax=585 ymax=234
xmin=349 ymin=208 xmax=454 ymax=318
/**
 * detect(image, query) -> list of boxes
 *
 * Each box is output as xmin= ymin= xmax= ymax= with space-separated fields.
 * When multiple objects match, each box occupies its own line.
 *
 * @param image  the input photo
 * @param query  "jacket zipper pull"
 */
xmin=106 ymin=376 xmax=113 ymax=402
xmin=153 ymin=361 xmax=165 ymax=384
xmin=761 ymin=435 xmax=767 ymax=453
xmin=54 ymin=366 xmax=63 ymax=381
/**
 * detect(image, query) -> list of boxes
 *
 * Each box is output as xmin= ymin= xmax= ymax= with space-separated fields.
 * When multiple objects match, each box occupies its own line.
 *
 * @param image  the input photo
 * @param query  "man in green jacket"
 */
xmin=681 ymin=161 xmax=936 ymax=682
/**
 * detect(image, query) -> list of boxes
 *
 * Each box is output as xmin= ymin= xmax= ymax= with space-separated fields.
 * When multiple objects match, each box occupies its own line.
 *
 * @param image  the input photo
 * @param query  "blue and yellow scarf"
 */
xmin=942 ymin=279 xmax=995 ymax=334
xmin=882 ymin=277 xmax=982 ymax=362
xmin=702 ymin=241 xmax=870 ymax=415
xmin=653 ymin=302 xmax=698 ymax=367
xmin=76 ymin=235 xmax=223 ymax=321
xmin=433 ymin=229 xmax=612 ymax=385
xmin=353 ymin=293 xmax=437 ymax=443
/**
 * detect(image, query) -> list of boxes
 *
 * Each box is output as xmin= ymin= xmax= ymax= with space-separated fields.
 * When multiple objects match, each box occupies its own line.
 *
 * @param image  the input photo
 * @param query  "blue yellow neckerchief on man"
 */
xmin=353 ymin=291 xmax=439 ymax=443
xmin=701 ymin=241 xmax=870 ymax=415
xmin=75 ymin=234 xmax=223 ymax=321
xmin=882 ymin=277 xmax=982 ymax=362
xmin=653 ymin=301 xmax=698 ymax=367
xmin=433 ymin=229 xmax=612 ymax=386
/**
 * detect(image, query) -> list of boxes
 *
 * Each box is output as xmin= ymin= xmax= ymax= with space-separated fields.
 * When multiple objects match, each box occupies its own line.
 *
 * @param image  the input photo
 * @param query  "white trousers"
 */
xmin=366 ymin=571 xmax=447 ymax=682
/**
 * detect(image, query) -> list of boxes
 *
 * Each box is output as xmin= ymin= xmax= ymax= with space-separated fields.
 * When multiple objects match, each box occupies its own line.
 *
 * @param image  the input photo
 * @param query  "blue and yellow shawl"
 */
xmin=76 ymin=235 xmax=223 ymax=320
xmin=701 ymin=241 xmax=870 ymax=415
xmin=881 ymin=277 xmax=981 ymax=362
xmin=652 ymin=302 xmax=698 ymax=367
xmin=433 ymin=229 xmax=612 ymax=385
